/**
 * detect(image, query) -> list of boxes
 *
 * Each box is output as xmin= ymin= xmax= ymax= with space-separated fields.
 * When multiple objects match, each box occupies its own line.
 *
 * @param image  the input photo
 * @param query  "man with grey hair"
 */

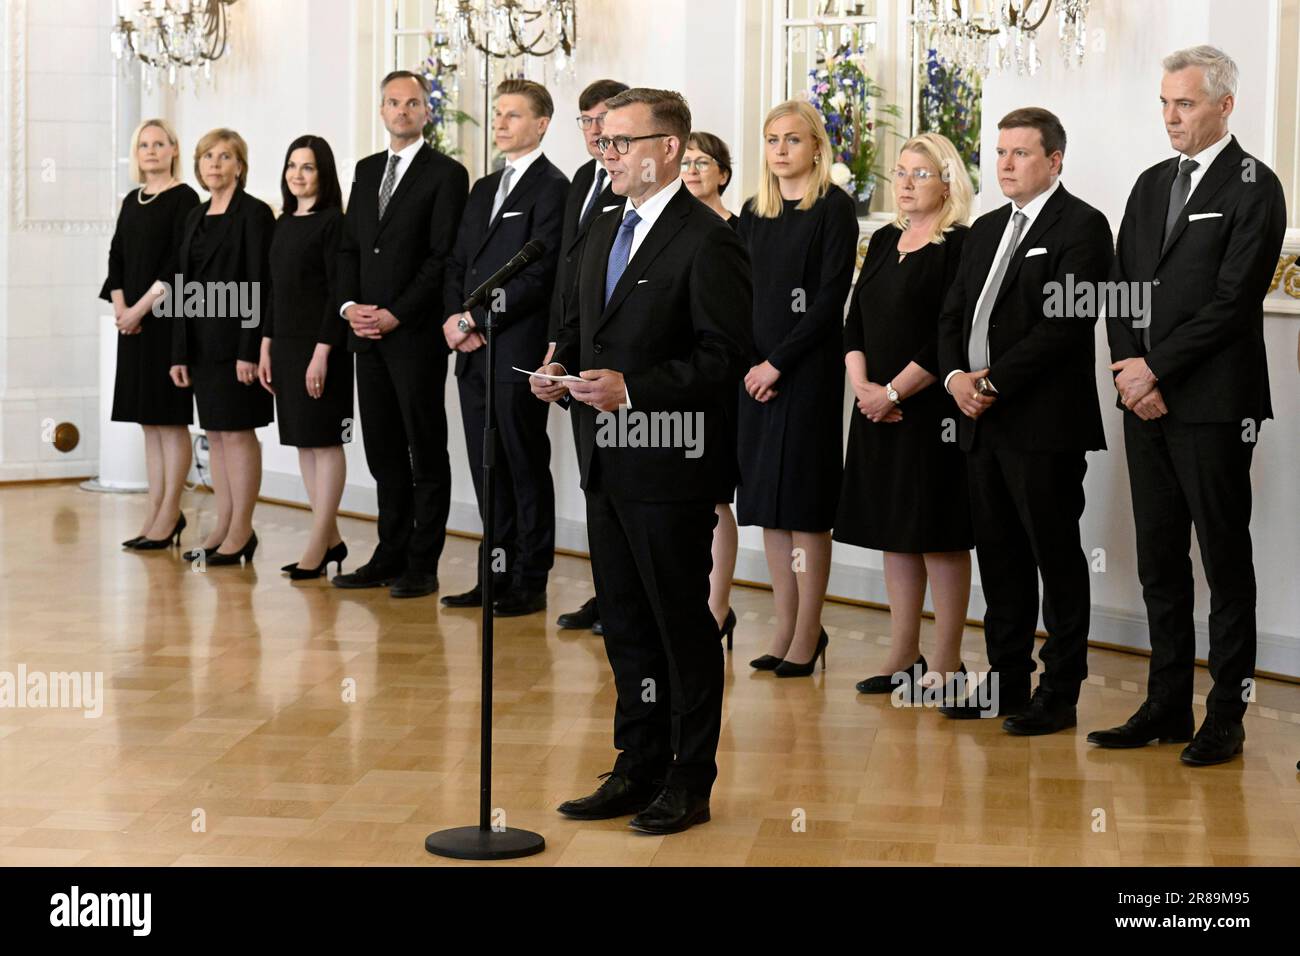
xmin=1093 ymin=45 xmax=1287 ymax=765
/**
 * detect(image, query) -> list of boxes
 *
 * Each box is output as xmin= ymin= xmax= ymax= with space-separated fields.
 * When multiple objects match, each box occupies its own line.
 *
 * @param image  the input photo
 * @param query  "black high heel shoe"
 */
xmin=856 ymin=655 xmax=928 ymax=696
xmin=129 ymin=513 xmax=187 ymax=551
xmin=183 ymin=545 xmax=220 ymax=562
xmin=749 ymin=653 xmax=782 ymax=670
xmin=774 ymin=628 xmax=829 ymax=678
xmin=122 ymin=535 xmax=146 ymax=548
xmin=207 ymin=531 xmax=258 ymax=567
xmin=718 ymin=607 xmax=736 ymax=651
xmin=289 ymin=541 xmax=348 ymax=581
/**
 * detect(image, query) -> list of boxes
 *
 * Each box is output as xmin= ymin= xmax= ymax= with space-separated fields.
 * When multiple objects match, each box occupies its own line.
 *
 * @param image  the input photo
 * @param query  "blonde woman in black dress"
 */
xmin=103 ymin=119 xmax=199 ymax=550
xmin=170 ymin=129 xmax=275 ymax=566
xmin=736 ymin=100 xmax=859 ymax=677
xmin=258 ymin=135 xmax=352 ymax=580
xmin=835 ymin=133 xmax=974 ymax=698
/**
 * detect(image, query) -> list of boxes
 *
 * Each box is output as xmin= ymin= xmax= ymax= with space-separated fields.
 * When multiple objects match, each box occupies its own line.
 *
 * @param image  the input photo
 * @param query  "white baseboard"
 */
xmin=257 ymin=471 xmax=1300 ymax=680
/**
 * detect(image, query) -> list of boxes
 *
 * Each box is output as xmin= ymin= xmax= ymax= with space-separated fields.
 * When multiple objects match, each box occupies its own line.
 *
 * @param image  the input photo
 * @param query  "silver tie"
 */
xmin=490 ymin=165 xmax=516 ymax=223
xmin=377 ymin=153 xmax=400 ymax=220
xmin=968 ymin=210 xmax=1028 ymax=371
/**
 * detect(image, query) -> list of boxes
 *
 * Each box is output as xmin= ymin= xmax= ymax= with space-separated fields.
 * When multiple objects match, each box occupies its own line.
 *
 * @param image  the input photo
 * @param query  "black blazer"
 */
xmin=172 ymin=187 xmax=275 ymax=366
xmin=1108 ymin=135 xmax=1287 ymax=423
xmin=337 ymin=143 xmax=470 ymax=353
xmin=553 ymin=184 xmax=753 ymax=502
xmin=443 ymin=154 xmax=569 ymax=376
xmin=547 ymin=158 xmax=620 ymax=342
xmin=938 ymin=183 xmax=1114 ymax=453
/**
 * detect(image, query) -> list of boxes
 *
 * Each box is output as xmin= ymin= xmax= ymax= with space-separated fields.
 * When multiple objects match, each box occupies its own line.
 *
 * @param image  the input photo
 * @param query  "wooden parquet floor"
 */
xmin=0 ymin=482 xmax=1297 ymax=866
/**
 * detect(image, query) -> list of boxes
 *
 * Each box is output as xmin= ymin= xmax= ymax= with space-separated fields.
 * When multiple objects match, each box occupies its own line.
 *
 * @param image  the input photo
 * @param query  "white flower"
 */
xmin=829 ymin=162 xmax=852 ymax=186
xmin=830 ymin=91 xmax=847 ymax=111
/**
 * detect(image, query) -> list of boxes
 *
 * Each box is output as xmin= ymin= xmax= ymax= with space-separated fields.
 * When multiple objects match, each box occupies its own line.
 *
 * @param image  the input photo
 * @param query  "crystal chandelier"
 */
xmin=424 ymin=0 xmax=578 ymax=76
xmin=110 ymin=0 xmax=240 ymax=89
xmin=911 ymin=0 xmax=1091 ymax=78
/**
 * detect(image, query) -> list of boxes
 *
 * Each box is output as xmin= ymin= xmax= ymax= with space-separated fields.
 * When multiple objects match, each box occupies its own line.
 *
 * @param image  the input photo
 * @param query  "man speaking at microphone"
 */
xmin=443 ymin=79 xmax=568 ymax=617
xmin=531 ymin=88 xmax=752 ymax=834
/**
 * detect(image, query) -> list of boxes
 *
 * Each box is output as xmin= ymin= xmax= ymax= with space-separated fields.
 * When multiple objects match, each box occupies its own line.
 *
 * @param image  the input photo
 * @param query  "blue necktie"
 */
xmin=604 ymin=209 xmax=641 ymax=307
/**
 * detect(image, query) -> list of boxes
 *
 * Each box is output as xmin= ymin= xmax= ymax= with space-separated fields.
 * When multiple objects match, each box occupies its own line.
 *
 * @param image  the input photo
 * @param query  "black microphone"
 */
xmin=461 ymin=239 xmax=546 ymax=311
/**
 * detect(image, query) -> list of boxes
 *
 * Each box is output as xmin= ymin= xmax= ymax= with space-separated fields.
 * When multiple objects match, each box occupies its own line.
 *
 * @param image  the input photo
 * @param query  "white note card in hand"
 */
xmin=513 ymin=366 xmax=585 ymax=383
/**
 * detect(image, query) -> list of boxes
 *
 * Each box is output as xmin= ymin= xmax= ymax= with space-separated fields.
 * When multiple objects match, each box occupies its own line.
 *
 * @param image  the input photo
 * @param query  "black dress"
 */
xmin=265 ymin=209 xmax=353 ymax=447
xmin=99 ymin=184 xmax=200 ymax=425
xmin=834 ymin=224 xmax=973 ymax=553
xmin=735 ymin=188 xmax=859 ymax=531
xmin=174 ymin=189 xmax=276 ymax=432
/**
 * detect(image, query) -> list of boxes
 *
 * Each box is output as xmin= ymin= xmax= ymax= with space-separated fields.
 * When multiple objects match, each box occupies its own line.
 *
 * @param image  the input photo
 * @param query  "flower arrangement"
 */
xmin=918 ymin=48 xmax=982 ymax=192
xmin=807 ymin=43 xmax=902 ymax=211
xmin=419 ymin=34 xmax=475 ymax=157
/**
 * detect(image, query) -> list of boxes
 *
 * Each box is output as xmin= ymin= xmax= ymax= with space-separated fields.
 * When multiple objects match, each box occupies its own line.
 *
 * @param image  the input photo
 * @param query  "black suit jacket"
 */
xmin=938 ymin=183 xmax=1113 ymax=453
xmin=172 ymin=187 xmax=275 ymax=366
xmin=444 ymin=154 xmax=568 ymax=376
xmin=553 ymin=183 xmax=753 ymax=502
xmin=547 ymin=158 xmax=620 ymax=343
xmin=337 ymin=143 xmax=470 ymax=353
xmin=1107 ymin=135 xmax=1286 ymax=423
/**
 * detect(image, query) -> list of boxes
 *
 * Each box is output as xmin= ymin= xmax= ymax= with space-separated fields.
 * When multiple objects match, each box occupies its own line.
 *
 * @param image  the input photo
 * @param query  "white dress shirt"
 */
xmin=556 ymin=175 xmax=687 ymax=407
xmin=1179 ymin=129 xmax=1232 ymax=201
xmin=340 ymin=139 xmax=427 ymax=319
xmin=945 ymin=177 xmax=1062 ymax=394
xmin=496 ymin=145 xmax=545 ymax=207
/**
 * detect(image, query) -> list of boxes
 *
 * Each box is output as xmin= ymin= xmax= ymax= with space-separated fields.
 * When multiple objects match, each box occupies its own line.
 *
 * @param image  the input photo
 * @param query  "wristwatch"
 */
xmin=457 ymin=315 xmax=474 ymax=334
xmin=885 ymin=382 xmax=900 ymax=405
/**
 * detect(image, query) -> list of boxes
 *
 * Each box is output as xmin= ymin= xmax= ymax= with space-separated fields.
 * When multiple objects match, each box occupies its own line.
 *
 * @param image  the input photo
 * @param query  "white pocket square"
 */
xmin=1188 ymin=212 xmax=1222 ymax=221
xmin=501 ymin=211 xmax=523 ymax=218
xmin=637 ymin=279 xmax=649 ymax=285
xmin=602 ymin=204 xmax=620 ymax=212
xmin=1024 ymin=247 xmax=1048 ymax=258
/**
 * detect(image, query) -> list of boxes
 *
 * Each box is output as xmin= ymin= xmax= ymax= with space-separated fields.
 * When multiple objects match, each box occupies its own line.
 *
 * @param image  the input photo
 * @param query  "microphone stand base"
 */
xmin=425 ymin=825 xmax=546 ymax=861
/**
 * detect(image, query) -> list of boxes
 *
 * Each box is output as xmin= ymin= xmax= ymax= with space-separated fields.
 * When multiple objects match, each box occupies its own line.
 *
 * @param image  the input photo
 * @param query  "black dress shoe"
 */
xmin=206 ymin=531 xmax=258 ymax=566
xmin=288 ymin=541 xmax=348 ymax=581
xmin=129 ymin=513 xmax=187 ymax=551
xmin=557 ymin=596 xmax=599 ymax=630
xmin=1180 ymin=713 xmax=1245 ymax=766
xmin=390 ymin=570 xmax=439 ymax=599
xmin=493 ymin=587 xmax=547 ymax=617
xmin=1002 ymin=687 xmax=1077 ymax=736
xmin=938 ymin=677 xmax=1029 ymax=720
xmin=332 ymin=562 xmax=401 ymax=589
xmin=441 ymin=585 xmax=483 ymax=607
xmin=718 ymin=607 xmax=736 ymax=651
xmin=773 ymin=628 xmax=829 ymax=678
xmin=1087 ymin=699 xmax=1194 ymax=749
xmin=628 ymin=785 xmax=711 ymax=835
xmin=556 ymin=772 xmax=658 ymax=820
xmin=857 ymin=655 xmax=927 ymax=696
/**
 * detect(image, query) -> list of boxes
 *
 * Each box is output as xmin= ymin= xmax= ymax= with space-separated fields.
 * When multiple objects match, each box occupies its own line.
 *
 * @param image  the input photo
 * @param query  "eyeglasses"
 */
xmin=576 ymin=112 xmax=609 ymax=130
xmin=596 ymin=133 xmax=670 ymax=155
xmin=681 ymin=158 xmax=715 ymax=173
xmin=893 ymin=168 xmax=940 ymax=182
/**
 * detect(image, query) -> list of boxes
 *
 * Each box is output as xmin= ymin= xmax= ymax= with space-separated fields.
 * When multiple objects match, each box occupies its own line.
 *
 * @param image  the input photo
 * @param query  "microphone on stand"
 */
xmin=462 ymin=239 xmax=546 ymax=312
xmin=427 ymin=236 xmax=550 ymax=862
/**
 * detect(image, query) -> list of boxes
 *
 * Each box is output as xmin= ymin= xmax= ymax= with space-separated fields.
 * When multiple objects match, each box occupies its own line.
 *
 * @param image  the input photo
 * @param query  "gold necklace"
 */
xmin=137 ymin=179 xmax=177 ymax=205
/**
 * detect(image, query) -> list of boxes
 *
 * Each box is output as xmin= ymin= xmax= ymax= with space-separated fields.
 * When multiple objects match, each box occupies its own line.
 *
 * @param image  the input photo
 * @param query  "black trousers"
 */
xmin=966 ymin=443 xmax=1091 ymax=701
xmin=457 ymin=359 xmax=554 ymax=590
xmin=585 ymin=477 xmax=721 ymax=798
xmin=1123 ymin=414 xmax=1257 ymax=721
xmin=354 ymin=339 xmax=451 ymax=574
